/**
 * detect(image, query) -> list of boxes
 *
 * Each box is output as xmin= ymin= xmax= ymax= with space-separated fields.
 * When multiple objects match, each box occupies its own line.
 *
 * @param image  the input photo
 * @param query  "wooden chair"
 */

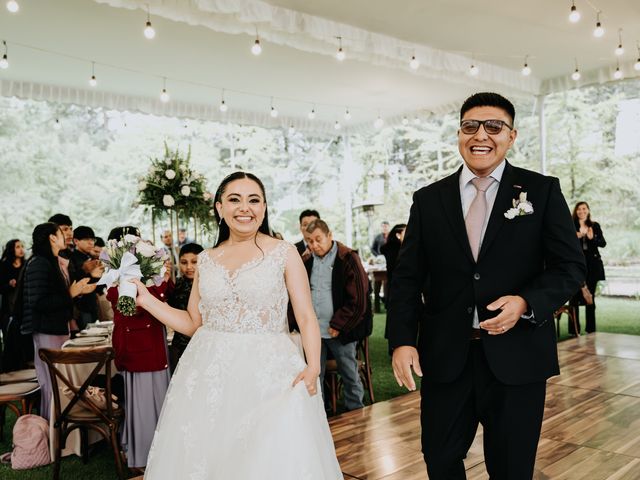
xmin=0 ymin=380 xmax=40 ymax=440
xmin=554 ymin=305 xmax=579 ymax=338
xmin=38 ymin=346 xmax=126 ymax=480
xmin=324 ymin=336 xmax=375 ymax=415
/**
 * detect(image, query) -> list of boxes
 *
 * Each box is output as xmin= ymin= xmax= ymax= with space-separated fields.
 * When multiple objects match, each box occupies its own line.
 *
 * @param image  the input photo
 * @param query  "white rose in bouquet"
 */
xmin=165 ymin=169 xmax=176 ymax=180
xmin=124 ymin=234 xmax=139 ymax=244
xmin=136 ymin=240 xmax=158 ymax=258
xmin=163 ymin=194 xmax=175 ymax=207
xmin=138 ymin=180 xmax=147 ymax=191
xmin=181 ymin=185 xmax=191 ymax=196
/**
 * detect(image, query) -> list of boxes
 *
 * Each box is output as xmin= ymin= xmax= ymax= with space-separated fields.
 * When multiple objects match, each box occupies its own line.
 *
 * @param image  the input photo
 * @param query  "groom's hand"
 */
xmin=480 ymin=295 xmax=527 ymax=335
xmin=392 ymin=346 xmax=423 ymax=391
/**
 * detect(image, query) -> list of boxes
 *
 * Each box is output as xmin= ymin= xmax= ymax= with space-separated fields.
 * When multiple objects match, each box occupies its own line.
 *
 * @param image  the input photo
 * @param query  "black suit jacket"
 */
xmin=387 ymin=162 xmax=586 ymax=385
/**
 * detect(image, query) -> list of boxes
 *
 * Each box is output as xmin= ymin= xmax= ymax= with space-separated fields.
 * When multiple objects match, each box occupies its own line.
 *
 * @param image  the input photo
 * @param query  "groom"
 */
xmin=387 ymin=92 xmax=585 ymax=479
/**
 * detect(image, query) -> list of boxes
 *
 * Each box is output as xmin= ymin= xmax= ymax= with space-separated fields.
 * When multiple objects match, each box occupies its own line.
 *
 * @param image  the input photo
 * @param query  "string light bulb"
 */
xmin=613 ymin=63 xmax=623 ymax=80
xmin=413 ymin=117 xmax=421 ymax=125
xmin=335 ymin=37 xmax=345 ymax=61
xmin=635 ymin=45 xmax=640 ymax=71
xmin=288 ymin=125 xmax=295 ymax=135
xmin=160 ymin=77 xmax=169 ymax=102
xmin=219 ymin=89 xmax=228 ymax=112
xmin=344 ymin=109 xmax=351 ymax=121
xmin=409 ymin=55 xmax=420 ymax=70
xmin=0 ymin=41 xmax=8 ymax=69
xmin=568 ymin=1 xmax=580 ymax=23
xmin=6 ymin=1 xmax=18 ymax=13
xmin=521 ymin=56 xmax=531 ymax=76
xmin=593 ymin=12 xmax=604 ymax=38
xmin=615 ymin=29 xmax=624 ymax=56
xmin=251 ymin=37 xmax=262 ymax=56
xmin=270 ymin=98 xmax=278 ymax=118
xmin=144 ymin=7 xmax=155 ymax=39
xmin=469 ymin=63 xmax=479 ymax=76
xmin=308 ymin=108 xmax=316 ymax=120
xmin=54 ymin=118 xmax=61 ymax=130
xmin=402 ymin=116 xmax=409 ymax=126
xmin=374 ymin=116 xmax=384 ymax=129
xmin=334 ymin=121 xmax=341 ymax=130
xmin=571 ymin=59 xmax=581 ymax=81
xmin=88 ymin=62 xmax=97 ymax=87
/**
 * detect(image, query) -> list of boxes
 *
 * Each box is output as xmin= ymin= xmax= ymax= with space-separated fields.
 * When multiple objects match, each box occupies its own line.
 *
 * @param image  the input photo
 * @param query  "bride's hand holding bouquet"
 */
xmin=97 ymin=234 xmax=169 ymax=316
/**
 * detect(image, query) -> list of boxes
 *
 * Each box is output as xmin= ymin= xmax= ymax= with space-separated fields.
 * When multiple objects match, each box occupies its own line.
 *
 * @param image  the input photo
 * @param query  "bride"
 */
xmin=134 ymin=172 xmax=343 ymax=479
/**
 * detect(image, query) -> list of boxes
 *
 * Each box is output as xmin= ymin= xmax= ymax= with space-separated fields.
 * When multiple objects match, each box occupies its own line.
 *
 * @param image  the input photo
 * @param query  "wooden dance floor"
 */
xmin=330 ymin=333 xmax=640 ymax=479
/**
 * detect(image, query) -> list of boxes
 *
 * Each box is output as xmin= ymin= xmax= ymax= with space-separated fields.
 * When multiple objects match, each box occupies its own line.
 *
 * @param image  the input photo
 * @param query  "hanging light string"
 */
xmin=1 ymin=38 xmax=385 ymax=117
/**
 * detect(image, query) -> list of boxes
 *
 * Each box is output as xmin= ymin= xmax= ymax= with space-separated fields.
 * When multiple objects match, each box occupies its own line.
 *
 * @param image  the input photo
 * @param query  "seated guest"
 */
xmin=300 ymin=219 xmax=370 ymax=411
xmin=106 ymin=226 xmax=172 ymax=470
xmin=294 ymin=209 xmax=320 ymax=257
xmin=25 ymin=223 xmax=94 ymax=420
xmin=168 ymin=242 xmax=203 ymax=373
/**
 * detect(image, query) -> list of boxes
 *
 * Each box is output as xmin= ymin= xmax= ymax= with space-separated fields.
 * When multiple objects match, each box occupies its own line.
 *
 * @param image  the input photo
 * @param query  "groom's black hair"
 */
xmin=460 ymin=92 xmax=515 ymax=124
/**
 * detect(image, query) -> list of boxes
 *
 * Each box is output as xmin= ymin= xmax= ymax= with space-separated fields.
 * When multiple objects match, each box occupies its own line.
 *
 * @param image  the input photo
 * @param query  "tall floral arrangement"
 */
xmin=137 ymin=143 xmax=215 ymax=233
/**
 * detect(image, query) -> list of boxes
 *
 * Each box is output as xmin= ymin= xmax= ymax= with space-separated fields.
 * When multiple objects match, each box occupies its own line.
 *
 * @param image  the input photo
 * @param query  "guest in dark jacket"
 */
xmin=0 ymin=239 xmax=25 ymax=339
xmin=106 ymin=225 xmax=172 ymax=469
xmin=168 ymin=242 xmax=203 ymax=372
xmin=294 ymin=219 xmax=371 ymax=411
xmin=379 ymin=224 xmax=407 ymax=285
xmin=69 ymin=226 xmax=103 ymax=331
xmin=380 ymin=223 xmax=406 ymax=348
xmin=0 ymin=239 xmax=26 ymax=371
xmin=25 ymin=223 xmax=93 ymax=420
xmin=570 ymin=201 xmax=606 ymax=334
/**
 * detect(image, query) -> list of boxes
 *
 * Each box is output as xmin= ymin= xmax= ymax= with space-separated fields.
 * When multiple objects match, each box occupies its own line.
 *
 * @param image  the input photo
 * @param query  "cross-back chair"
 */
xmin=38 ymin=346 xmax=125 ymax=480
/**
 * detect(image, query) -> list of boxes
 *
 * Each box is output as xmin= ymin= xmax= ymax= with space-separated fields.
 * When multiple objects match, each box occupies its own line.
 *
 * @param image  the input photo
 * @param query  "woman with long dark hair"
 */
xmin=23 ymin=223 xmax=93 ymax=420
xmin=570 ymin=201 xmax=606 ymax=334
xmin=0 ymin=239 xmax=26 ymax=338
xmin=136 ymin=172 xmax=342 ymax=479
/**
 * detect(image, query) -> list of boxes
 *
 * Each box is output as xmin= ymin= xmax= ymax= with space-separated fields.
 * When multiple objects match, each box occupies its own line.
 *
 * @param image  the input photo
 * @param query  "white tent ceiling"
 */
xmin=0 ymin=0 xmax=638 ymax=133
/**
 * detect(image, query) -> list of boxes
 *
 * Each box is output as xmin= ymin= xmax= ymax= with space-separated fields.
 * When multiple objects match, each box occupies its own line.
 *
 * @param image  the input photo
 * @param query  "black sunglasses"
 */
xmin=460 ymin=119 xmax=513 ymax=135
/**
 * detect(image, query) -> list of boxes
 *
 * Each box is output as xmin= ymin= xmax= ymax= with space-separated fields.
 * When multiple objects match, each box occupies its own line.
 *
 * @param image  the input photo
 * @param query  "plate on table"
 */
xmin=66 ymin=336 xmax=108 ymax=347
xmin=77 ymin=328 xmax=109 ymax=337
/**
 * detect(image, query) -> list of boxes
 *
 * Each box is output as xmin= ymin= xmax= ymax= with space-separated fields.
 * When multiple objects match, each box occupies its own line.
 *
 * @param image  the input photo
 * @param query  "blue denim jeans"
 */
xmin=320 ymin=337 xmax=364 ymax=411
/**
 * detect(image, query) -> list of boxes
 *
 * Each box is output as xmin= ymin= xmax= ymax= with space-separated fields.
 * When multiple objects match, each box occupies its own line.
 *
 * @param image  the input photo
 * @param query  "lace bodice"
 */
xmin=197 ymin=241 xmax=292 ymax=334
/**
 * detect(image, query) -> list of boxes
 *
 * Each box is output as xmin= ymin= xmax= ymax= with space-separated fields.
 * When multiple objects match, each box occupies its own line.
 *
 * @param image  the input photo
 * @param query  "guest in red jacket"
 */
xmin=106 ymin=226 xmax=172 ymax=470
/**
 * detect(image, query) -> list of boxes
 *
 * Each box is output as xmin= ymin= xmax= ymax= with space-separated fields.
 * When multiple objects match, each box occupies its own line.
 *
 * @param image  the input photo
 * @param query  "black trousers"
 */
xmin=420 ymin=341 xmax=546 ymax=480
xmin=569 ymin=278 xmax=597 ymax=334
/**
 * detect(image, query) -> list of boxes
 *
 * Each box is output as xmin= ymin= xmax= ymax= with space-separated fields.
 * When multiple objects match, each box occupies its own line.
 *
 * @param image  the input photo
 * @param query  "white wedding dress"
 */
xmin=144 ymin=241 xmax=343 ymax=479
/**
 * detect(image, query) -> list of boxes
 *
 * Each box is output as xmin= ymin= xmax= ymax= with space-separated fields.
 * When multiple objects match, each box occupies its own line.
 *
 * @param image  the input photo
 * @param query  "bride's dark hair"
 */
xmin=213 ymin=172 xmax=272 ymax=247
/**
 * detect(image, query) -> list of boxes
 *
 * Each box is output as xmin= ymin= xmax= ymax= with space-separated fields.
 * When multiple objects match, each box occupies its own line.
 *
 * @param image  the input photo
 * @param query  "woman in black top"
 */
xmin=24 ymin=223 xmax=92 ymax=420
xmin=0 ymin=239 xmax=25 ymax=339
xmin=381 ymin=223 xmax=406 ymax=350
xmin=570 ymin=202 xmax=606 ymax=334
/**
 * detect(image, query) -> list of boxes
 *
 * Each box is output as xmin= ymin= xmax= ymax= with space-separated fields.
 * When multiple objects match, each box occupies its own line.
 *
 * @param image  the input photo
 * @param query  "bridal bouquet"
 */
xmin=97 ymin=234 xmax=169 ymax=316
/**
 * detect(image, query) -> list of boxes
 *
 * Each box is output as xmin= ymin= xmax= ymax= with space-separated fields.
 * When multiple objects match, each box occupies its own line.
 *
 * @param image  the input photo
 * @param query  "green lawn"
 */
xmin=2 ymin=296 xmax=637 ymax=479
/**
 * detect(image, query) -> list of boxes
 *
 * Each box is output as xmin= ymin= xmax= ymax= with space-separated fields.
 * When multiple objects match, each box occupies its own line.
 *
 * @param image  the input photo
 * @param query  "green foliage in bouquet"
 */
xmin=137 ymin=143 xmax=216 ymax=230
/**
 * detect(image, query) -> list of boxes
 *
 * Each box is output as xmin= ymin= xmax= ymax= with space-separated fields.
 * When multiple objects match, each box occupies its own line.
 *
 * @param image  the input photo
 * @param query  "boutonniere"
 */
xmin=504 ymin=192 xmax=534 ymax=219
